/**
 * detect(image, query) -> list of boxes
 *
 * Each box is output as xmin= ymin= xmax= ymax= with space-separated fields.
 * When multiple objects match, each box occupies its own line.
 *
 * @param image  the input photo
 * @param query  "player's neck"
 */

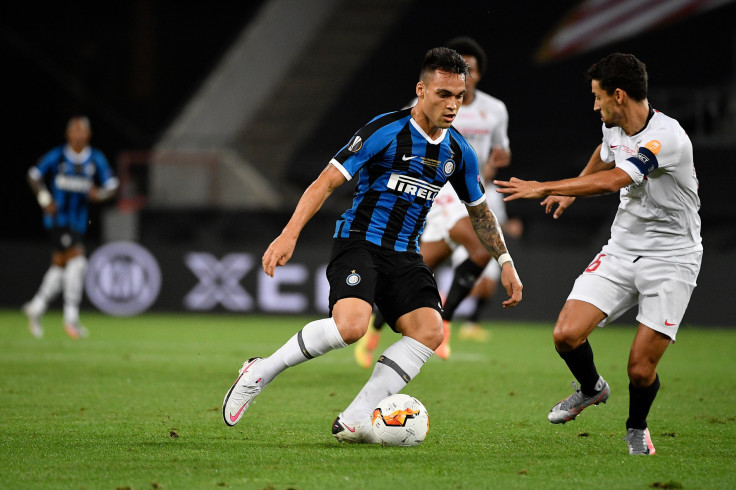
xmin=622 ymin=99 xmax=651 ymax=136
xmin=410 ymin=106 xmax=444 ymax=140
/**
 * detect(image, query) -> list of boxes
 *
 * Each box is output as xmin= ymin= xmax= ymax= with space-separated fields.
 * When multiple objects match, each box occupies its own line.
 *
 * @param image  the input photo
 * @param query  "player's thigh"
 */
xmin=419 ymin=239 xmax=453 ymax=269
xmin=375 ymin=255 xmax=442 ymax=333
xmin=326 ymin=239 xmax=379 ymax=317
xmin=567 ymin=251 xmax=639 ymax=327
xmin=634 ymin=254 xmax=701 ymax=342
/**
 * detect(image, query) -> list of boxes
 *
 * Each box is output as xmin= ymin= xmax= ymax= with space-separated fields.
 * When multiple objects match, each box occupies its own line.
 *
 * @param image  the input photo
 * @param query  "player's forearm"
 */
xmin=467 ymin=202 xmax=508 ymax=260
xmin=282 ymin=168 xmax=340 ymax=239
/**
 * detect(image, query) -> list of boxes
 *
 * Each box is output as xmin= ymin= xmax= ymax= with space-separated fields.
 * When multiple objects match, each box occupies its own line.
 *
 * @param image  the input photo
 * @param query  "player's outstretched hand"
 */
xmin=262 ymin=234 xmax=298 ymax=277
xmin=493 ymin=177 xmax=545 ymax=201
xmin=499 ymin=263 xmax=523 ymax=308
xmin=541 ymin=195 xmax=576 ymax=219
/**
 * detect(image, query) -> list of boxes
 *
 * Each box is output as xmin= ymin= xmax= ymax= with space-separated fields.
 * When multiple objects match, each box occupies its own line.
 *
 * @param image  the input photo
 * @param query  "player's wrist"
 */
xmin=37 ymin=189 xmax=52 ymax=208
xmin=497 ymin=252 xmax=513 ymax=268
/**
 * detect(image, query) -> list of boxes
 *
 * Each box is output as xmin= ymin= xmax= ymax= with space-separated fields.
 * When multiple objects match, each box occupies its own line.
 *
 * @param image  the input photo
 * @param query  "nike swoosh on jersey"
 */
xmin=610 ymin=145 xmax=619 ymax=149
xmin=402 ymin=155 xmax=418 ymax=161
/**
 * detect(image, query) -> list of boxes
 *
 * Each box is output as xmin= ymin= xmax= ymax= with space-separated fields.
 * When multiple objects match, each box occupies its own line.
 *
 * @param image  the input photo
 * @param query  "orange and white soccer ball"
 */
xmin=371 ymin=394 xmax=429 ymax=446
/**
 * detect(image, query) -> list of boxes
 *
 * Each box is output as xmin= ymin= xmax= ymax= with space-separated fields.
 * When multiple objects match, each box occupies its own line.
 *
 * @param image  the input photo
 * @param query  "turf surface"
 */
xmin=1 ymin=310 xmax=734 ymax=489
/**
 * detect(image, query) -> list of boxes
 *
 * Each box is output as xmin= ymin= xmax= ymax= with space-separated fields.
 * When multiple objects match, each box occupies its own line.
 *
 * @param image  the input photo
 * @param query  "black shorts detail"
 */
xmin=297 ymin=329 xmax=314 ymax=360
xmin=326 ymin=238 xmax=442 ymax=332
xmin=377 ymin=355 xmax=411 ymax=383
xmin=48 ymin=227 xmax=83 ymax=252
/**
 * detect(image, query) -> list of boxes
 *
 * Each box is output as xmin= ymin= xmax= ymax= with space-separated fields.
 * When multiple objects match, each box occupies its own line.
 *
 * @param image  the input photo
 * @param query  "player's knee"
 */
xmin=428 ymin=321 xmax=444 ymax=350
xmin=466 ymin=248 xmax=491 ymax=267
xmin=552 ymin=323 xmax=584 ymax=352
xmin=627 ymin=363 xmax=656 ymax=387
xmin=335 ymin=317 xmax=368 ymax=345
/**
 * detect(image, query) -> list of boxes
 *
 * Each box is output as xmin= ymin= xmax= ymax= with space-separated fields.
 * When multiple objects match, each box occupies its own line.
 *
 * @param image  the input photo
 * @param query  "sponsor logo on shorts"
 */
xmin=664 ymin=320 xmax=676 ymax=326
xmin=346 ymin=270 xmax=361 ymax=286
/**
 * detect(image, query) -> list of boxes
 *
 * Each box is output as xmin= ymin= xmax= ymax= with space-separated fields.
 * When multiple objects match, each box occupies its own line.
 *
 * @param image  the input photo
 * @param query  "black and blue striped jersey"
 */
xmin=329 ymin=108 xmax=485 ymax=252
xmin=30 ymin=144 xmax=117 ymax=234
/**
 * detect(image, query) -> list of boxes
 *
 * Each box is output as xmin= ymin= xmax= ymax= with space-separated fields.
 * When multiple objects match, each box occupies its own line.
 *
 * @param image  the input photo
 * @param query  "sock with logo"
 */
xmin=341 ymin=336 xmax=434 ymax=424
xmin=258 ymin=317 xmax=347 ymax=385
xmin=626 ymin=374 xmax=660 ymax=430
xmin=557 ymin=340 xmax=602 ymax=396
xmin=441 ymin=258 xmax=484 ymax=321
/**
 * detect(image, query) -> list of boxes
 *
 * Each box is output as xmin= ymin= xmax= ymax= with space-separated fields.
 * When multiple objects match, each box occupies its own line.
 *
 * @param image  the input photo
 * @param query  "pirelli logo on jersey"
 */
xmin=387 ymin=173 xmax=442 ymax=202
xmin=55 ymin=174 xmax=93 ymax=193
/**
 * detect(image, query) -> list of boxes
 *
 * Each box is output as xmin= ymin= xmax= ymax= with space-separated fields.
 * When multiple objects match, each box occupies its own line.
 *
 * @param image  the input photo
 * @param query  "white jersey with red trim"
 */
xmin=451 ymin=90 xmax=510 ymax=171
xmin=600 ymin=109 xmax=702 ymax=256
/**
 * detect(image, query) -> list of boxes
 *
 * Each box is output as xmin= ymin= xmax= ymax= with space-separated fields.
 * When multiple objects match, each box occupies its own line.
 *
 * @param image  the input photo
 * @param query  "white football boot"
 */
xmin=332 ymin=413 xmax=379 ymax=444
xmin=222 ymin=357 xmax=265 ymax=426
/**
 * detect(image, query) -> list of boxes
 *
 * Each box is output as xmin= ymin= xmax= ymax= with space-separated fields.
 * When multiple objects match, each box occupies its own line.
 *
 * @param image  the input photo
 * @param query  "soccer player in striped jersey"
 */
xmin=223 ymin=47 xmax=523 ymax=442
xmin=23 ymin=116 xmax=119 ymax=339
xmin=496 ymin=53 xmax=702 ymax=455
xmin=355 ymin=36 xmax=521 ymax=367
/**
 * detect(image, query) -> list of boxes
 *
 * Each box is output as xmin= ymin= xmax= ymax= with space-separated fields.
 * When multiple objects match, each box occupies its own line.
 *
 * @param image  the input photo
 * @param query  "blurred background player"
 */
xmin=495 ymin=53 xmax=702 ymax=455
xmin=355 ymin=36 xmax=516 ymax=367
xmin=23 ymin=116 xmax=119 ymax=339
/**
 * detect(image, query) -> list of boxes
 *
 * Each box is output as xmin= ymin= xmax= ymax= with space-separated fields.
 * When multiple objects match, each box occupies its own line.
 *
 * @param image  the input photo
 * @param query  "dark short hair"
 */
xmin=445 ymin=36 xmax=487 ymax=76
xmin=587 ymin=53 xmax=648 ymax=101
xmin=420 ymin=47 xmax=470 ymax=82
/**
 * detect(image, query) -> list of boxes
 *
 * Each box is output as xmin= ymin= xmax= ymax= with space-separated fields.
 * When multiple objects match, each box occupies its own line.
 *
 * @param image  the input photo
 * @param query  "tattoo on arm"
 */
xmin=467 ymin=203 xmax=507 ymax=259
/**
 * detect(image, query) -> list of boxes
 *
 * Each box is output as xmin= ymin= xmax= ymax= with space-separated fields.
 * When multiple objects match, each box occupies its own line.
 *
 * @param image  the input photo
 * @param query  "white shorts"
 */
xmin=567 ymin=246 xmax=702 ymax=340
xmin=420 ymin=185 xmax=468 ymax=245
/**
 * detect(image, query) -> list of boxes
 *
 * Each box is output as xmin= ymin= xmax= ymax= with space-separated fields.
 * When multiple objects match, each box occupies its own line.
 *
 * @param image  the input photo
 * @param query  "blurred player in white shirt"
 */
xmin=496 ymin=53 xmax=702 ymax=456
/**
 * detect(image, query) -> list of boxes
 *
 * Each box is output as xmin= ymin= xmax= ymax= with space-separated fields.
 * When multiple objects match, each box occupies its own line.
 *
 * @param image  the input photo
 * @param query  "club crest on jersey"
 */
xmin=387 ymin=173 xmax=442 ymax=202
xmin=346 ymin=270 xmax=361 ymax=286
xmin=443 ymin=159 xmax=455 ymax=176
xmin=348 ymin=136 xmax=363 ymax=153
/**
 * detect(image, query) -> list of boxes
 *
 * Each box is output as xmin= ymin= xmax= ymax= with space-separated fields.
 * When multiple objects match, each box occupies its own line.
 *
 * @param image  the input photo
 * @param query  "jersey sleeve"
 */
xmin=449 ymin=139 xmax=485 ymax=206
xmin=92 ymin=149 xmax=119 ymax=189
xmin=29 ymin=147 xmax=62 ymax=180
xmin=329 ymin=115 xmax=392 ymax=181
xmin=616 ymin=130 xmax=679 ymax=185
xmin=599 ymin=127 xmax=615 ymax=163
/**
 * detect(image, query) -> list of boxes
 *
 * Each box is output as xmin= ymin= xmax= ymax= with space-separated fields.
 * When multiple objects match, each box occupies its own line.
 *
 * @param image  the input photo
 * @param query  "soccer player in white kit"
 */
xmin=495 ymin=53 xmax=702 ymax=455
xmin=354 ymin=37 xmax=516 ymax=365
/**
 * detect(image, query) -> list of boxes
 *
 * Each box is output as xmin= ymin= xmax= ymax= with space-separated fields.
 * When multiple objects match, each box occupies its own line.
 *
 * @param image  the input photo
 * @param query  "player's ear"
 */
xmin=615 ymin=88 xmax=626 ymax=105
xmin=416 ymin=81 xmax=424 ymax=98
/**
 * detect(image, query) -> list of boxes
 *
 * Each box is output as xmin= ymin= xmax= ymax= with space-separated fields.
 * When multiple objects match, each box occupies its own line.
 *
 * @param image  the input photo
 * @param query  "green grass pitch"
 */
xmin=1 ymin=310 xmax=734 ymax=489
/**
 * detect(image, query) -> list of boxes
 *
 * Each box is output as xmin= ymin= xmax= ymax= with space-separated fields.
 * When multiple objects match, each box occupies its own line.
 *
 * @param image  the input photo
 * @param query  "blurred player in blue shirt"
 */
xmin=23 ymin=116 xmax=118 ymax=339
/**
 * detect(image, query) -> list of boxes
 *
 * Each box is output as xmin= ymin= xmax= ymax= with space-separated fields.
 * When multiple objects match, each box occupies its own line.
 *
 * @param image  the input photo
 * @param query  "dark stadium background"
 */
xmin=2 ymin=0 xmax=734 ymax=324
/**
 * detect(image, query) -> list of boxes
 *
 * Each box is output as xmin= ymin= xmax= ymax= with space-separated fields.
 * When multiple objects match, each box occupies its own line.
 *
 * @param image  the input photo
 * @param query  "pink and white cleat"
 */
xmin=222 ymin=357 xmax=265 ymax=426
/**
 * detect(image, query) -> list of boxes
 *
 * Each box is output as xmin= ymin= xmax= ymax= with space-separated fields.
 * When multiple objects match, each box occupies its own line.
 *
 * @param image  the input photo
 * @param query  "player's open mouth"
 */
xmin=444 ymin=114 xmax=455 ymax=122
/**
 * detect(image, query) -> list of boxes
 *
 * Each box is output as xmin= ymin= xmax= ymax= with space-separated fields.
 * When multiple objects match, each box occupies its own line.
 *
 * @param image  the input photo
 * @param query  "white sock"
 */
xmin=63 ymin=256 xmax=87 ymax=325
xmin=342 ymin=336 xmax=434 ymax=423
xmin=27 ymin=265 xmax=64 ymax=316
xmin=258 ymin=317 xmax=347 ymax=385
